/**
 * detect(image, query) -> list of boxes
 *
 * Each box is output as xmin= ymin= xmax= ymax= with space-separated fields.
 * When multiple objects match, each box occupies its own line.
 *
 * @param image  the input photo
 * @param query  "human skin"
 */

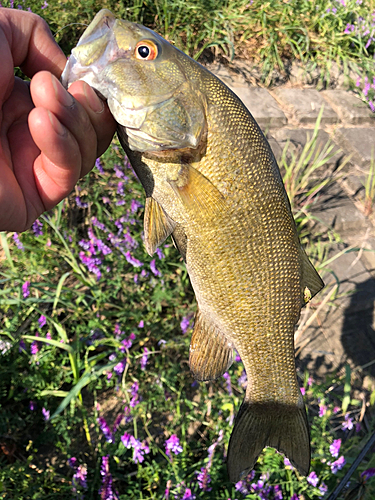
xmin=0 ymin=8 xmax=116 ymax=232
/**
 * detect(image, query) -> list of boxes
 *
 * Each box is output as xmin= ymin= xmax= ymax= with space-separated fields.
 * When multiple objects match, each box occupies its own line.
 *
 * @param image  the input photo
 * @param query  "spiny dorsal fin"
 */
xmin=227 ymin=399 xmax=310 ymax=482
xmin=299 ymin=247 xmax=324 ymax=306
xmin=189 ymin=308 xmax=234 ymax=381
xmin=169 ymin=164 xmax=226 ymax=219
xmin=144 ymin=197 xmax=176 ymax=256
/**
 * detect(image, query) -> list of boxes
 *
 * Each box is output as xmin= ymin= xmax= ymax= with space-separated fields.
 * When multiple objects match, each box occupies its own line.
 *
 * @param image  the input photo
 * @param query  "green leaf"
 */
xmin=22 ymin=335 xmax=74 ymax=354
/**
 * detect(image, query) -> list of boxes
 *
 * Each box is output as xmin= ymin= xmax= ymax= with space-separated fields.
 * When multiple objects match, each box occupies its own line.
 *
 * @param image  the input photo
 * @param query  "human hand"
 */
xmin=0 ymin=8 xmax=116 ymax=232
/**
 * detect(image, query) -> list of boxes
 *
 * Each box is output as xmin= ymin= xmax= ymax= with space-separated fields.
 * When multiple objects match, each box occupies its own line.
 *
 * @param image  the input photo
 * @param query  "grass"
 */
xmin=1 ymin=0 xmax=375 ymax=498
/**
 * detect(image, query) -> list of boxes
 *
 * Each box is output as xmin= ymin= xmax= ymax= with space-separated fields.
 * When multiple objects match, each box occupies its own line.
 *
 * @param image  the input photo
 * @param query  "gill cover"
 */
xmin=61 ymin=9 xmax=206 ymax=152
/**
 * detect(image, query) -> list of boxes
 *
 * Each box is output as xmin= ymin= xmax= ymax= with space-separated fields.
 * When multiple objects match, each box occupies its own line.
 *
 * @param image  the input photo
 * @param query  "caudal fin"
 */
xmin=227 ymin=401 xmax=310 ymax=482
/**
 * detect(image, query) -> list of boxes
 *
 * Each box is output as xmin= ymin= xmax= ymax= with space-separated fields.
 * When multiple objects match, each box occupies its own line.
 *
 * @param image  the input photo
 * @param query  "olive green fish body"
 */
xmin=62 ymin=10 xmax=324 ymax=481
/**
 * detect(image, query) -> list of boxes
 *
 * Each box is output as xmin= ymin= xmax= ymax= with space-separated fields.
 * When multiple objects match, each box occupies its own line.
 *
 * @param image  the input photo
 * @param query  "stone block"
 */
xmin=227 ymin=86 xmax=287 ymax=129
xmin=321 ymin=90 xmax=375 ymax=125
xmin=268 ymin=128 xmax=344 ymax=169
xmin=333 ymin=128 xmax=375 ymax=167
xmin=273 ymin=88 xmax=339 ymax=125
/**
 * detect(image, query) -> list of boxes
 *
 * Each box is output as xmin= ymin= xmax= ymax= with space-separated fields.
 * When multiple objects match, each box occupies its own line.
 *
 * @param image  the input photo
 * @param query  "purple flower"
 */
xmin=29 ymin=401 xmax=36 ymax=411
xmin=319 ymin=403 xmax=327 ymax=417
xmin=121 ymin=432 xmax=132 ymax=448
xmin=274 ymin=485 xmax=283 ymax=499
xmin=68 ymin=457 xmax=77 ymax=468
xmin=114 ymin=359 xmax=126 ymax=375
xmin=330 ymin=455 xmax=346 ymax=474
xmin=197 ymin=467 xmax=212 ymax=491
xmin=138 ymin=320 xmax=144 ymax=329
xmin=75 ymin=195 xmax=88 ymax=208
xmin=223 ymin=372 xmax=232 ymax=395
xmin=156 ymin=247 xmax=165 ymax=260
xmin=130 ymin=199 xmax=142 ymax=213
xmin=99 ymin=455 xmax=118 ymax=500
xmin=42 ymin=408 xmax=50 ymax=421
xmin=180 ymin=316 xmax=192 ymax=334
xmin=150 ymin=258 xmax=161 ymax=277
xmin=95 ymin=157 xmax=104 ymax=173
xmin=140 ymin=347 xmax=149 ymax=370
xmin=319 ymin=482 xmax=328 ymax=495
xmin=13 ymin=233 xmax=24 ymax=250
xmin=19 ymin=339 xmax=26 ymax=352
xmin=31 ymin=341 xmax=38 ymax=355
xmin=129 ymin=380 xmax=140 ymax=407
xmin=32 ymin=219 xmax=43 ymax=236
xmin=125 ymin=251 xmax=143 ymax=268
xmin=307 ymin=471 xmax=319 ymax=487
xmin=290 ymin=495 xmax=299 ymax=500
xmin=362 ymin=468 xmax=375 ymax=481
xmin=181 ymin=488 xmax=195 ymax=500
xmin=330 ymin=438 xmax=341 ymax=458
xmin=38 ymin=315 xmax=47 ymax=328
xmin=97 ymin=416 xmax=113 ymax=443
xmin=112 ymin=414 xmax=123 ymax=434
xmin=117 ymin=181 xmax=125 ymax=196
xmin=22 ymin=281 xmax=30 ymax=298
xmin=72 ymin=464 xmax=88 ymax=492
xmin=132 ymin=437 xmax=150 ymax=464
xmin=284 ymin=457 xmax=294 ymax=470
xmin=165 ymin=435 xmax=183 ymax=457
xmin=342 ymin=413 xmax=354 ymax=430
xmin=41 ymin=0 xmax=48 ymax=9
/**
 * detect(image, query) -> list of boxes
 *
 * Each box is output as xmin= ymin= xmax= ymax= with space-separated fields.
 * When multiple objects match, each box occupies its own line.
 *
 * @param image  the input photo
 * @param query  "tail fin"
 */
xmin=227 ymin=401 xmax=310 ymax=482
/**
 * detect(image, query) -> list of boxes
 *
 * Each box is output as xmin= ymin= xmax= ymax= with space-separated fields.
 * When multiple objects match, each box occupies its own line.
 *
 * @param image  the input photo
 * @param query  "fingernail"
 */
xmin=84 ymin=85 xmax=104 ymax=113
xmin=48 ymin=110 xmax=67 ymax=137
xmin=52 ymin=75 xmax=74 ymax=107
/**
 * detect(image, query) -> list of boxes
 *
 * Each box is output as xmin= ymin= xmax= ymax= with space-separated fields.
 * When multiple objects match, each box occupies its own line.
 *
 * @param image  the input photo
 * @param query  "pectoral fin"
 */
xmin=189 ymin=308 xmax=234 ymax=381
xmin=144 ymin=197 xmax=176 ymax=256
xmin=169 ymin=164 xmax=226 ymax=219
xmin=299 ymin=247 xmax=324 ymax=306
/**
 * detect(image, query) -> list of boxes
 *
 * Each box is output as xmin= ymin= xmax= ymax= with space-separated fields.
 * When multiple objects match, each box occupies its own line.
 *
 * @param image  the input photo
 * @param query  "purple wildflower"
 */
xmin=72 ymin=464 xmax=88 ymax=492
xmin=114 ymin=164 xmax=126 ymax=178
xmin=284 ymin=457 xmax=295 ymax=470
xmin=121 ymin=432 xmax=132 ymax=448
xmin=13 ymin=233 xmax=24 ymax=250
xmin=125 ymin=251 xmax=143 ymax=267
xmin=38 ymin=315 xmax=47 ymax=328
xmin=19 ymin=339 xmax=26 ymax=352
xmin=330 ymin=439 xmax=341 ymax=458
xmin=130 ymin=380 xmax=140 ymax=407
xmin=31 ymin=341 xmax=38 ymax=355
xmin=342 ymin=413 xmax=354 ymax=430
xmin=319 ymin=483 xmax=328 ymax=495
xmin=46 ymin=332 xmax=51 ymax=339
xmin=223 ymin=372 xmax=232 ymax=395
xmin=99 ymin=455 xmax=118 ymax=500
xmin=41 ymin=0 xmax=48 ymax=8
xmin=32 ymin=219 xmax=43 ymax=236
xmin=112 ymin=414 xmax=123 ymax=434
xmin=68 ymin=457 xmax=77 ymax=468
xmin=132 ymin=437 xmax=150 ymax=463
xmin=362 ymin=468 xmax=375 ymax=481
xmin=330 ymin=455 xmax=346 ymax=474
xmin=300 ymin=387 xmax=306 ymax=396
xmin=307 ymin=471 xmax=319 ymax=487
xmin=117 ymin=181 xmax=125 ymax=196
xmin=120 ymin=332 xmax=136 ymax=351
xmin=197 ymin=467 xmax=212 ymax=491
xmin=140 ymin=347 xmax=149 ymax=370
xmin=42 ymin=408 xmax=50 ymax=421
xmin=97 ymin=416 xmax=113 ymax=443
xmin=75 ymin=195 xmax=88 ymax=208
xmin=22 ymin=281 xmax=30 ymax=298
xmin=156 ymin=247 xmax=165 ymax=259
xmin=130 ymin=199 xmax=142 ymax=213
xmin=165 ymin=435 xmax=183 ymax=457
xmin=274 ymin=485 xmax=283 ymax=499
xmin=150 ymin=258 xmax=161 ymax=277
xmin=114 ymin=359 xmax=126 ymax=375
xmin=290 ymin=495 xmax=299 ymax=500
xmin=180 ymin=316 xmax=192 ymax=334
xmin=138 ymin=320 xmax=144 ymax=329
xmin=319 ymin=403 xmax=327 ymax=417
xmin=182 ymin=488 xmax=195 ymax=500
xmin=95 ymin=158 xmax=104 ymax=173
xmin=29 ymin=401 xmax=36 ymax=411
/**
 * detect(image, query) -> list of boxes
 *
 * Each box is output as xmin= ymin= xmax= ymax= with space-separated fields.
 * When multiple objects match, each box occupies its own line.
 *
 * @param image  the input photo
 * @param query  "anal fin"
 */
xmin=189 ymin=309 xmax=234 ymax=381
xmin=227 ymin=400 xmax=310 ymax=482
xmin=144 ymin=197 xmax=176 ymax=256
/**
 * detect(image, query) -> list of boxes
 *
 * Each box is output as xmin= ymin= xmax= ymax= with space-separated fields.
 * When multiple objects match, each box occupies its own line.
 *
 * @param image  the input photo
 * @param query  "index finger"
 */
xmin=0 ymin=8 xmax=66 ymax=101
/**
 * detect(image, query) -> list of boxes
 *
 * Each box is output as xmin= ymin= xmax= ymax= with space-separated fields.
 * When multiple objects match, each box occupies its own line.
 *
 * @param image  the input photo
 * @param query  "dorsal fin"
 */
xmin=189 ymin=308 xmax=234 ymax=381
xmin=144 ymin=197 xmax=176 ymax=256
xmin=299 ymin=247 xmax=324 ymax=306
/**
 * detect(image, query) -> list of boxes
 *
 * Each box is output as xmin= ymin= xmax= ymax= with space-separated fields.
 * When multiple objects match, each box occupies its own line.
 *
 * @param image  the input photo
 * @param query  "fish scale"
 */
xmin=62 ymin=9 xmax=324 ymax=482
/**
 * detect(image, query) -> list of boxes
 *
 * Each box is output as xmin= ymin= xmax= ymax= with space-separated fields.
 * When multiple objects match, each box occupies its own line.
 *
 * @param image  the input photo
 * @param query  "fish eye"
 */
xmin=135 ymin=40 xmax=158 ymax=61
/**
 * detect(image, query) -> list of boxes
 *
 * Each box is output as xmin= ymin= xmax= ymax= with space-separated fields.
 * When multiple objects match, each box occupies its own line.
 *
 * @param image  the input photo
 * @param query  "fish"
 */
xmin=61 ymin=9 xmax=324 ymax=482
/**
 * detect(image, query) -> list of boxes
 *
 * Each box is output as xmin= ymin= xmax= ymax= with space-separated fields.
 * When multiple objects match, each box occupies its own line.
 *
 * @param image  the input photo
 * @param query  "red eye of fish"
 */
xmin=135 ymin=41 xmax=158 ymax=60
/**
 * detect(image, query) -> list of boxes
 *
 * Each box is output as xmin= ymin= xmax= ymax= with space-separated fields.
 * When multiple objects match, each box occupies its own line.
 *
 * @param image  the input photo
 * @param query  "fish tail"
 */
xmin=227 ymin=399 xmax=310 ymax=482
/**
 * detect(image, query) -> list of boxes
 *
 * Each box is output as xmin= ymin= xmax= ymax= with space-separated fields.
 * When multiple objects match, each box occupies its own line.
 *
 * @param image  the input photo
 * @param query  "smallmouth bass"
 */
xmin=62 ymin=10 xmax=324 ymax=481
